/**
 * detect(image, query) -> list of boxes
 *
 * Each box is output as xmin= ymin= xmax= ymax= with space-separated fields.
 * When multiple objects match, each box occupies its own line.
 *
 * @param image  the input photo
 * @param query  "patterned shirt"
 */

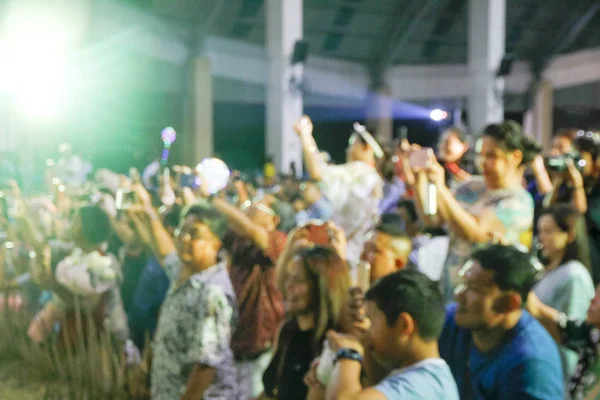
xmin=441 ymin=177 xmax=534 ymax=301
xmin=559 ymin=316 xmax=600 ymax=399
xmin=151 ymin=253 xmax=238 ymax=400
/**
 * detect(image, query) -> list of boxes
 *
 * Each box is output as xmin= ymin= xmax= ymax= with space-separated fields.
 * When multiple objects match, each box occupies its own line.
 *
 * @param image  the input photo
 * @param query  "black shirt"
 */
xmin=263 ymin=321 xmax=315 ymax=400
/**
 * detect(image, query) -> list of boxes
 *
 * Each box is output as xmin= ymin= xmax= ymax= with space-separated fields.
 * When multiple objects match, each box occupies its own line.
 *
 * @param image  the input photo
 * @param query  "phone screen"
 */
xmin=409 ymin=148 xmax=433 ymax=169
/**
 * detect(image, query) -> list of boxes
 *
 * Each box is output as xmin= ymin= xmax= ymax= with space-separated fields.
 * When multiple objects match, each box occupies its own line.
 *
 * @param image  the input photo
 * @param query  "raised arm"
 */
xmin=295 ymin=116 xmax=324 ymax=181
xmin=131 ymin=185 xmax=176 ymax=262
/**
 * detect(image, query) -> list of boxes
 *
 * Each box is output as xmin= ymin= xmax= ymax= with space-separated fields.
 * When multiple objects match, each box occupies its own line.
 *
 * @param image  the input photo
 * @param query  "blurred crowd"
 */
xmin=1 ymin=116 xmax=600 ymax=400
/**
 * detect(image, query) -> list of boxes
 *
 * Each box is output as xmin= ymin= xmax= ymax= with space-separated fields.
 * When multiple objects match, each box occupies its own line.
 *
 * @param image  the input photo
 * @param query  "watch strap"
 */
xmin=334 ymin=348 xmax=363 ymax=364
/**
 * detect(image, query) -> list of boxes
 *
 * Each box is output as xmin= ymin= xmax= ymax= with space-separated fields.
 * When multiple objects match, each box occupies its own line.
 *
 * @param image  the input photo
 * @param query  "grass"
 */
xmin=0 ymin=291 xmax=150 ymax=400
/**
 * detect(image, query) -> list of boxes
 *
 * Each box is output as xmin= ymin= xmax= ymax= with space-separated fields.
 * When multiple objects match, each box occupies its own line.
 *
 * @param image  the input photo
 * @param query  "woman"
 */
xmin=438 ymin=126 xmax=472 ymax=188
xmin=412 ymin=121 xmax=535 ymax=301
xmin=528 ymin=286 xmax=600 ymax=399
xmin=261 ymin=246 xmax=350 ymax=400
xmin=533 ymin=204 xmax=594 ymax=380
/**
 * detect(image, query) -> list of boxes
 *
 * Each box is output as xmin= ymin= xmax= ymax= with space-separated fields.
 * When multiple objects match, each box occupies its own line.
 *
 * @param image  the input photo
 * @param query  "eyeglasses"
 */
xmin=174 ymin=226 xmax=214 ymax=243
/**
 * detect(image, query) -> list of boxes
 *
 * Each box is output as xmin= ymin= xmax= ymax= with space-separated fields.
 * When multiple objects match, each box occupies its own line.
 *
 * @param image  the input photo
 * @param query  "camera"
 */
xmin=544 ymin=152 xmax=586 ymax=173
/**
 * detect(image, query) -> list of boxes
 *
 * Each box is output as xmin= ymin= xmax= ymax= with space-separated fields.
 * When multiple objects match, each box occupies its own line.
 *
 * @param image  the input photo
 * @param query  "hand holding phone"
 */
xmin=409 ymin=148 xmax=434 ymax=169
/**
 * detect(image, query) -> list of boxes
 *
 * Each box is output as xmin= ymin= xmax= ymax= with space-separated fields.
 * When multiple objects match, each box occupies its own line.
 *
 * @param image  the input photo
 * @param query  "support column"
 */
xmin=468 ymin=0 xmax=505 ymax=134
xmin=190 ymin=57 xmax=213 ymax=164
xmin=524 ymin=80 xmax=553 ymax=151
xmin=266 ymin=0 xmax=303 ymax=176
xmin=366 ymin=86 xmax=393 ymax=145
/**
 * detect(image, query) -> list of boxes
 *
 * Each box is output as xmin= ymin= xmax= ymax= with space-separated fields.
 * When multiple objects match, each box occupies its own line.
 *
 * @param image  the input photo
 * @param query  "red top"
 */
xmin=227 ymin=230 xmax=287 ymax=357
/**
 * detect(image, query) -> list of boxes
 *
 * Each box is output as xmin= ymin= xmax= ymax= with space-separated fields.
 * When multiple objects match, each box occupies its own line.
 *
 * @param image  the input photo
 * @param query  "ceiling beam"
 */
xmin=369 ymin=0 xmax=439 ymax=86
xmin=190 ymin=0 xmax=228 ymax=52
xmin=532 ymin=0 xmax=600 ymax=73
xmin=420 ymin=0 xmax=467 ymax=61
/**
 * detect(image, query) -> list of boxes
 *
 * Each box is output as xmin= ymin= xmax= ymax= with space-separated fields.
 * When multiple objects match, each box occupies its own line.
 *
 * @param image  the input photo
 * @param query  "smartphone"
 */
xmin=115 ymin=188 xmax=135 ymax=210
xmin=399 ymin=126 xmax=408 ymax=142
xmin=409 ymin=148 xmax=434 ymax=169
xmin=180 ymin=174 xmax=198 ymax=188
xmin=303 ymin=221 xmax=331 ymax=246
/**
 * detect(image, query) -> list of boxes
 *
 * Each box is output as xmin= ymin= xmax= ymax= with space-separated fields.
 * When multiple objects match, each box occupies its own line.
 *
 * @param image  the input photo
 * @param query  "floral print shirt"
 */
xmin=441 ymin=177 xmax=534 ymax=302
xmin=151 ymin=253 xmax=238 ymax=400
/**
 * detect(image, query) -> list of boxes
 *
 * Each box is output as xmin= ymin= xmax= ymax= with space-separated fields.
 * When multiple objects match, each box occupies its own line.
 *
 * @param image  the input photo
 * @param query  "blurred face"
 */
xmin=301 ymin=182 xmax=321 ymax=204
xmin=283 ymin=256 xmax=313 ymax=316
xmin=587 ymin=285 xmax=600 ymax=326
xmin=439 ymin=132 xmax=467 ymax=163
xmin=537 ymin=214 xmax=569 ymax=262
xmin=579 ymin=151 xmax=595 ymax=177
xmin=475 ymin=137 xmax=522 ymax=189
xmin=454 ymin=261 xmax=507 ymax=331
xmin=363 ymin=300 xmax=403 ymax=370
xmin=174 ymin=216 xmax=221 ymax=270
xmin=551 ymin=136 xmax=573 ymax=156
xmin=246 ymin=204 xmax=278 ymax=232
xmin=361 ymin=232 xmax=397 ymax=276
xmin=292 ymin=199 xmax=305 ymax=213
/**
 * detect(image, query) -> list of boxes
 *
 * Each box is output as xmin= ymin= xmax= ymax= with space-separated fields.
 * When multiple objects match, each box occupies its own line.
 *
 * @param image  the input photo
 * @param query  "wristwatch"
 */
xmin=334 ymin=348 xmax=363 ymax=364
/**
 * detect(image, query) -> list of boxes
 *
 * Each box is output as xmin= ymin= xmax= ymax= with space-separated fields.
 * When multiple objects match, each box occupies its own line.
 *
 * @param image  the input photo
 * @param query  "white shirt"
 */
xmin=321 ymin=161 xmax=383 ymax=263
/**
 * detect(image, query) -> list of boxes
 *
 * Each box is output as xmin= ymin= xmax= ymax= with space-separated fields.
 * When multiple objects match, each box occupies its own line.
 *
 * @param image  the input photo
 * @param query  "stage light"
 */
xmin=0 ymin=2 xmax=79 ymax=121
xmin=430 ymin=109 xmax=448 ymax=122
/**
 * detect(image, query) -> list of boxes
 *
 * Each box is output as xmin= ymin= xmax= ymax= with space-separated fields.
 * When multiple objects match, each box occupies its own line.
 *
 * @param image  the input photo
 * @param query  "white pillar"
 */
xmin=266 ymin=0 xmax=303 ymax=176
xmin=468 ymin=0 xmax=505 ymax=134
xmin=190 ymin=57 xmax=213 ymax=163
xmin=366 ymin=86 xmax=393 ymax=145
xmin=525 ymin=80 xmax=553 ymax=152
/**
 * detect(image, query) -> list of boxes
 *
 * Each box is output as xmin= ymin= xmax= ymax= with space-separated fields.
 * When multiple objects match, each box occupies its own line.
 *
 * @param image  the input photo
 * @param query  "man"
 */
xmin=439 ymin=244 xmax=564 ymax=399
xmin=295 ymin=117 xmax=383 ymax=265
xmin=550 ymin=129 xmax=578 ymax=156
xmin=200 ymin=187 xmax=286 ymax=399
xmin=299 ymin=179 xmax=333 ymax=222
xmin=572 ymin=131 xmax=600 ymax=284
xmin=54 ymin=143 xmax=92 ymax=187
xmin=361 ymin=213 xmax=412 ymax=283
xmin=396 ymin=199 xmax=449 ymax=280
xmin=27 ymin=205 xmax=129 ymax=345
xmin=139 ymin=193 xmax=238 ymax=400
xmin=321 ymin=270 xmax=459 ymax=399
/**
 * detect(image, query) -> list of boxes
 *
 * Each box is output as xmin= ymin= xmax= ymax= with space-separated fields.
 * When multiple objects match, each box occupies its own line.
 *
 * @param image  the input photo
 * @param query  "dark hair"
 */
xmin=397 ymin=200 xmax=418 ymax=224
xmin=77 ymin=205 xmax=112 ymax=246
xmin=289 ymin=194 xmax=305 ymax=204
xmin=539 ymin=204 xmax=591 ymax=270
xmin=162 ymin=203 xmax=182 ymax=230
xmin=471 ymin=244 xmax=541 ymax=302
xmin=365 ymin=269 xmax=445 ymax=341
xmin=482 ymin=120 xmax=525 ymax=153
xmin=520 ymin=135 xmax=542 ymax=165
xmin=376 ymin=213 xmax=408 ymax=238
xmin=574 ymin=131 xmax=600 ymax=160
xmin=181 ymin=200 xmax=228 ymax=240
xmin=298 ymin=246 xmax=351 ymax=352
xmin=444 ymin=126 xmax=468 ymax=143
xmin=556 ymin=128 xmax=579 ymax=141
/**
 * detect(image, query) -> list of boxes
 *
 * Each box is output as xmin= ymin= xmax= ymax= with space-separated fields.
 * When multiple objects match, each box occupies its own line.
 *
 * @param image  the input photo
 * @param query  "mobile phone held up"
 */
xmin=408 ymin=148 xmax=434 ymax=169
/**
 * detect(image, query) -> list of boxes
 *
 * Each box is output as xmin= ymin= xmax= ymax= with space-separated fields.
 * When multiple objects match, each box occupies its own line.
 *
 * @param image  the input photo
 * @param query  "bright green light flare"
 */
xmin=0 ymin=2 xmax=79 ymax=120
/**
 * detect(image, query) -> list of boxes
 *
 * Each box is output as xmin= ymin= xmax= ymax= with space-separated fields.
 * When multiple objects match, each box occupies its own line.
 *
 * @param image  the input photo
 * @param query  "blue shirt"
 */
xmin=439 ymin=303 xmax=564 ymax=400
xmin=375 ymin=358 xmax=459 ymax=399
xmin=128 ymin=256 xmax=170 ymax=349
